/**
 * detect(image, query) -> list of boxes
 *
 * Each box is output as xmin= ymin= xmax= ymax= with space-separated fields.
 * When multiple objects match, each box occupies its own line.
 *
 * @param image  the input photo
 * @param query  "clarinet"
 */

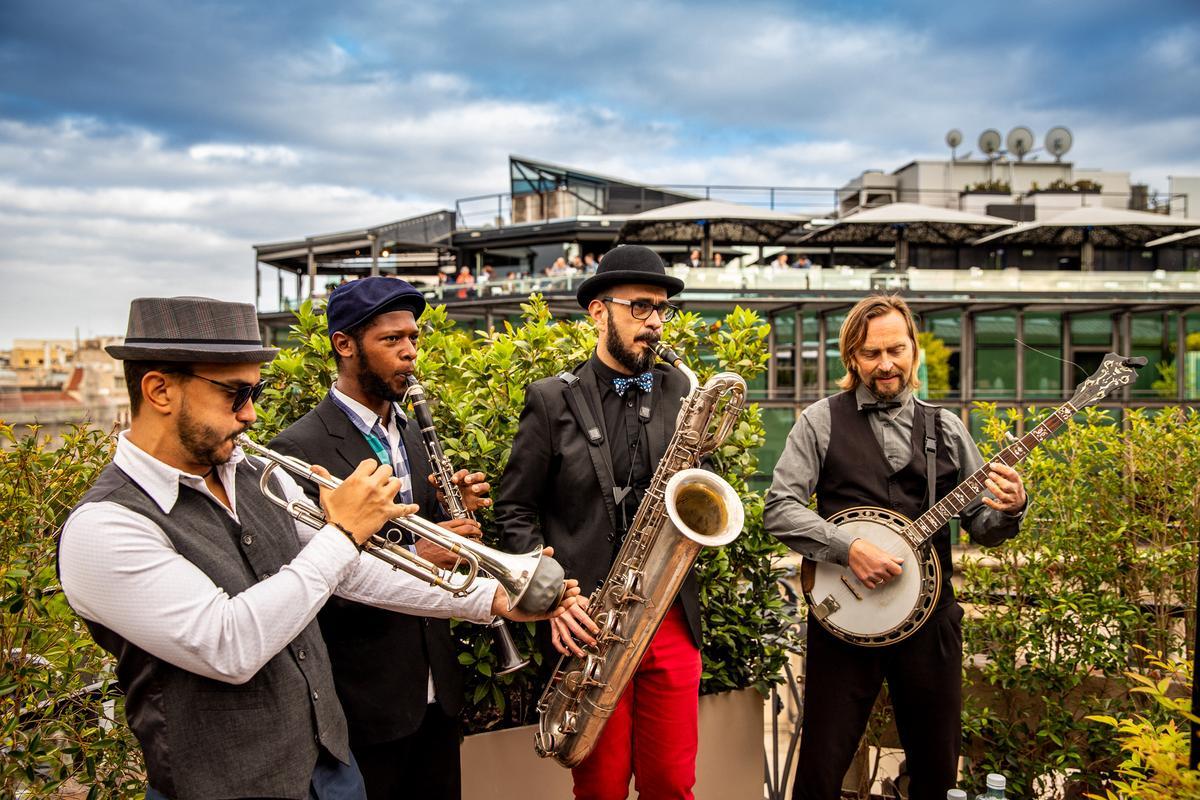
xmin=405 ymin=375 xmax=530 ymax=675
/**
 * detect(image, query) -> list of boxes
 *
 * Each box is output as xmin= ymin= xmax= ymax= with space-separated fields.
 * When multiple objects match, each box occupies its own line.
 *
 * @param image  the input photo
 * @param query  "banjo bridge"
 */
xmin=810 ymin=594 xmax=841 ymax=622
xmin=839 ymin=575 xmax=863 ymax=601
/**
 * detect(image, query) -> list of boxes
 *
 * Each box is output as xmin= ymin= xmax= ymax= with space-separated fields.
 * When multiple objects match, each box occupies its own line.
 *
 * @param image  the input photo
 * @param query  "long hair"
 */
xmin=836 ymin=294 xmax=922 ymax=392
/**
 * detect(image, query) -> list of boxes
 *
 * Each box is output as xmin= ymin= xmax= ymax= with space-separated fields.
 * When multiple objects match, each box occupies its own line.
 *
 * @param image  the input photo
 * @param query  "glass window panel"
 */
xmin=756 ymin=407 xmax=798 ymax=481
xmin=1022 ymin=312 xmax=1061 ymax=346
xmin=1070 ymin=314 xmax=1113 ymax=346
xmin=1024 ymin=349 xmax=1061 ymax=400
xmin=975 ymin=348 xmax=1017 ymax=399
xmin=975 ymin=313 xmax=1016 ymax=345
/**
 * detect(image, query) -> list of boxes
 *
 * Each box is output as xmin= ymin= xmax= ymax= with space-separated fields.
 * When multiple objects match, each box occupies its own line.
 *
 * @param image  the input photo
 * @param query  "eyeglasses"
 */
xmin=602 ymin=296 xmax=679 ymax=322
xmin=173 ymin=371 xmax=266 ymax=412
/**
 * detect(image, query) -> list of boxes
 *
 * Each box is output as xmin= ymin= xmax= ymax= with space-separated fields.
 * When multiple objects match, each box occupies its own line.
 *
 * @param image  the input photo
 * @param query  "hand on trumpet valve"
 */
xmin=417 ymin=518 xmax=484 ymax=570
xmin=316 ymin=460 xmax=419 ymax=547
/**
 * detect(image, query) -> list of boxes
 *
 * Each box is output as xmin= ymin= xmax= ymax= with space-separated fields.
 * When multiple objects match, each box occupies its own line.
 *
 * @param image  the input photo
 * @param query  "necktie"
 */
xmin=612 ymin=372 xmax=654 ymax=397
xmin=861 ymin=400 xmax=902 ymax=413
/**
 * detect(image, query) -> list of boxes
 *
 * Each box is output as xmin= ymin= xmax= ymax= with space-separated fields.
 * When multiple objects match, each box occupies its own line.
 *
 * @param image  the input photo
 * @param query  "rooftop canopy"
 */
xmin=973 ymin=206 xmax=1200 ymax=248
xmin=1146 ymin=227 xmax=1200 ymax=248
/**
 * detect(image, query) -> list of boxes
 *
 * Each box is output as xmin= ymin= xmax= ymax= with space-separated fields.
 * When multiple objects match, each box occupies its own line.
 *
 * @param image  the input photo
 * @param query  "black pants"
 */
xmin=794 ymin=603 xmax=964 ymax=800
xmin=353 ymin=704 xmax=460 ymax=800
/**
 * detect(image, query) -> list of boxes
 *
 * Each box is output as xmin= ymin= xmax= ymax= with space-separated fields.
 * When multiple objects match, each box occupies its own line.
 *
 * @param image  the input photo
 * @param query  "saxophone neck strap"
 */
xmin=559 ymin=371 xmax=631 ymax=512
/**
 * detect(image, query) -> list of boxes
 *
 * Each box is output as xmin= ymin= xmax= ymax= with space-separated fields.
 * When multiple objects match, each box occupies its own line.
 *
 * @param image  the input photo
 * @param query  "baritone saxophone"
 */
xmin=533 ymin=344 xmax=747 ymax=767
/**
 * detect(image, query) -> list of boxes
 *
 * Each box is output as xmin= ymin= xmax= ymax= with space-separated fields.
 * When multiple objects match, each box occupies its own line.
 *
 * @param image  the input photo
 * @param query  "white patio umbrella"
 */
xmin=618 ymin=199 xmax=810 ymax=267
xmin=973 ymin=206 xmax=1200 ymax=270
xmin=796 ymin=203 xmax=1013 ymax=269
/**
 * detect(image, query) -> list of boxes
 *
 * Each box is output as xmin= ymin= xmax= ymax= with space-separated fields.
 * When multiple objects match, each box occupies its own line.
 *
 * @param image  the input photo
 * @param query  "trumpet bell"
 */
xmin=488 ymin=547 xmax=566 ymax=615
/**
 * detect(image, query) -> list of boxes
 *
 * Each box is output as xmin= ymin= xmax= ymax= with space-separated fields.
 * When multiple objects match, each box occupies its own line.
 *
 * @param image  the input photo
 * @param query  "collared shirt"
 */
xmin=59 ymin=431 xmax=497 ymax=686
xmin=329 ymin=385 xmax=439 ymax=704
xmin=330 ymin=385 xmax=413 ymax=503
xmin=588 ymin=354 xmax=654 ymax=535
xmin=764 ymin=385 xmax=1026 ymax=567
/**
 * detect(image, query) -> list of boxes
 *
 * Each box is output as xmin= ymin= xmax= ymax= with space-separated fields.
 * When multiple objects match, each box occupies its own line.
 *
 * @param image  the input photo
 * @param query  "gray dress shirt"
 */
xmin=764 ymin=385 xmax=1025 ymax=567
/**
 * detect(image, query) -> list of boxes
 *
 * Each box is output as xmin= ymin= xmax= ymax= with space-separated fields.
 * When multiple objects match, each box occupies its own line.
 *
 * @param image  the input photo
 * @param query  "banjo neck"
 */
xmin=903 ymin=400 xmax=1077 ymax=549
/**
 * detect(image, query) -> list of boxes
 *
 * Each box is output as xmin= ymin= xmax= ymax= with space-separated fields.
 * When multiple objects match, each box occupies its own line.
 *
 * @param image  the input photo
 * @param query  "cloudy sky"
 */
xmin=2 ymin=0 xmax=1198 ymax=344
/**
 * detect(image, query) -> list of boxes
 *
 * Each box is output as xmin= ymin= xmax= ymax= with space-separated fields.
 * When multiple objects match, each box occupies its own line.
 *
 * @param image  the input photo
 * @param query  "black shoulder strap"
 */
xmin=558 ymin=372 xmax=603 ymax=445
xmin=558 ymin=371 xmax=623 ymax=531
xmin=923 ymin=403 xmax=938 ymax=508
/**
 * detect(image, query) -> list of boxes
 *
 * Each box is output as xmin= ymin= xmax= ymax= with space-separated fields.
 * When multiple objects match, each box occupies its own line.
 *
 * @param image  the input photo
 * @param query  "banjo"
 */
xmin=800 ymin=352 xmax=1146 ymax=647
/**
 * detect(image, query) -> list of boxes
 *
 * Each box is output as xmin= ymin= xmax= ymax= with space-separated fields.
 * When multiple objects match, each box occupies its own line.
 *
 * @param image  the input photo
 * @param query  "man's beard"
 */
xmin=178 ymin=401 xmax=245 ymax=468
xmin=606 ymin=311 xmax=659 ymax=374
xmin=867 ymin=368 xmax=907 ymax=399
xmin=356 ymin=351 xmax=407 ymax=403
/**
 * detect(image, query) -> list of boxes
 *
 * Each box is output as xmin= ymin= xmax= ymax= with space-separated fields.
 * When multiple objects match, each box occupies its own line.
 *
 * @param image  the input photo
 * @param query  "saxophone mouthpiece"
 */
xmin=654 ymin=343 xmax=682 ymax=367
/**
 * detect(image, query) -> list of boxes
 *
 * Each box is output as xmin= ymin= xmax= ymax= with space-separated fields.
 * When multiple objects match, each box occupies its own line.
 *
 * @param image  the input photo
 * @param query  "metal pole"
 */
xmin=1015 ymin=310 xmax=1025 ymax=409
xmin=254 ymin=255 xmax=261 ymax=310
xmin=1061 ymin=313 xmax=1073 ymax=401
xmin=817 ymin=312 xmax=828 ymax=397
xmin=794 ymin=308 xmax=804 ymax=403
xmin=961 ymin=309 xmax=975 ymax=423
xmin=1177 ymin=310 xmax=1188 ymax=402
xmin=307 ymin=247 xmax=316 ymax=298
xmin=767 ymin=313 xmax=778 ymax=399
xmin=369 ymin=234 xmax=380 ymax=277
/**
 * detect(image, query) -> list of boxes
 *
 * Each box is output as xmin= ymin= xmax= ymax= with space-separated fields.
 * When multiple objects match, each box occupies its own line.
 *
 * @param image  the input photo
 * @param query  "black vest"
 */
xmin=818 ymin=392 xmax=960 ymax=606
xmin=62 ymin=460 xmax=349 ymax=799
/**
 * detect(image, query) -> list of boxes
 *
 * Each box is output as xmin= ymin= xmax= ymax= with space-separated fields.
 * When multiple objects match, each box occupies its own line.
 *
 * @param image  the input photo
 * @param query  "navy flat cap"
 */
xmin=326 ymin=277 xmax=427 ymax=337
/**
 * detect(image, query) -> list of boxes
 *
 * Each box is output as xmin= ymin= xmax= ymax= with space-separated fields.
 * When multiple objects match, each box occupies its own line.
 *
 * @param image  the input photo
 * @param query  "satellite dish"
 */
xmin=945 ymin=128 xmax=963 ymax=161
xmin=978 ymin=129 xmax=1002 ymax=158
xmin=1045 ymin=126 xmax=1073 ymax=161
xmin=1007 ymin=126 xmax=1035 ymax=161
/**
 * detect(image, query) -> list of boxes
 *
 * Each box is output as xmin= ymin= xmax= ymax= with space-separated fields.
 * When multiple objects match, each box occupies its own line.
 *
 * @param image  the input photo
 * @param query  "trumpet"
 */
xmin=235 ymin=434 xmax=566 ymax=615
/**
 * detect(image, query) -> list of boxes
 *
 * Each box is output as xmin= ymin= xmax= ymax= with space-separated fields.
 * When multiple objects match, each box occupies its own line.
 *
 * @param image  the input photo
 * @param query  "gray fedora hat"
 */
xmin=105 ymin=297 xmax=279 ymax=363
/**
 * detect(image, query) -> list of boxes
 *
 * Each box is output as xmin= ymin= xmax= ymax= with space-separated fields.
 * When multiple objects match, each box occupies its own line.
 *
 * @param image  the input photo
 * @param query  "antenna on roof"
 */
xmin=1045 ymin=126 xmax=1073 ymax=162
xmin=978 ymin=129 xmax=1002 ymax=160
xmin=945 ymin=129 xmax=963 ymax=161
xmin=1006 ymin=126 xmax=1034 ymax=161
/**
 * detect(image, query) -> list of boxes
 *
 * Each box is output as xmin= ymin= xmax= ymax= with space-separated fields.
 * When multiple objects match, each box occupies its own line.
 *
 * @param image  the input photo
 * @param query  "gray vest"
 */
xmin=65 ymin=460 xmax=350 ymax=799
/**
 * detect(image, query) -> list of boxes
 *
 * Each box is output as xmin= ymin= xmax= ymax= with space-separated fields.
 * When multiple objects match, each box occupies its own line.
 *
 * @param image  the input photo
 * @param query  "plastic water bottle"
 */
xmin=947 ymin=790 xmax=968 ymax=800
xmin=975 ymin=773 xmax=1006 ymax=799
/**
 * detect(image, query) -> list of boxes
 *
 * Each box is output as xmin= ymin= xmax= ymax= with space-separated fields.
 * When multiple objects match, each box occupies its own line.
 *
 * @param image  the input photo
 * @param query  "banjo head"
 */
xmin=802 ymin=506 xmax=941 ymax=647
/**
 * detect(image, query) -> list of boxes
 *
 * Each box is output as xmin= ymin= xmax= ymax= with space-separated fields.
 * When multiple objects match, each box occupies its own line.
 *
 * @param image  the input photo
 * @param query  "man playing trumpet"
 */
xmin=58 ymin=296 xmax=580 ymax=800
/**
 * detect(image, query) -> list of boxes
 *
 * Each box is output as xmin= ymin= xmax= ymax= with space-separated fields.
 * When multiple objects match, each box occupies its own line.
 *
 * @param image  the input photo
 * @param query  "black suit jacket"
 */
xmin=495 ymin=358 xmax=702 ymax=652
xmin=269 ymin=393 xmax=463 ymax=746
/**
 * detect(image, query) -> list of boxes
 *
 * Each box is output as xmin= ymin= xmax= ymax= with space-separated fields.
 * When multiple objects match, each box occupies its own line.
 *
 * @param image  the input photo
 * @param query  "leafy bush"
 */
xmin=1087 ymin=650 xmax=1200 ymax=800
xmin=0 ymin=424 xmax=143 ymax=798
xmin=960 ymin=404 xmax=1200 ymax=797
xmin=256 ymin=295 xmax=791 ymax=730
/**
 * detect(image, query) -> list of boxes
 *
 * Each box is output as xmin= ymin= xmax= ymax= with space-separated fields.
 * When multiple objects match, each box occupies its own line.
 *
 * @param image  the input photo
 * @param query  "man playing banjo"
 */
xmin=765 ymin=294 xmax=1027 ymax=800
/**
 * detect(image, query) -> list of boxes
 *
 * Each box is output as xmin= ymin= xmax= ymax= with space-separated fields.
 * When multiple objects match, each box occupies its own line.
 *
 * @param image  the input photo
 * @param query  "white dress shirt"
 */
xmin=59 ymin=431 xmax=497 ymax=685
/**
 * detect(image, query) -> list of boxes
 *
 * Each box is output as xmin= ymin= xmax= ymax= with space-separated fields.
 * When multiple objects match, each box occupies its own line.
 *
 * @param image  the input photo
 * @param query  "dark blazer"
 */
xmin=270 ymin=393 xmax=462 ymax=746
xmin=495 ymin=358 xmax=702 ymax=650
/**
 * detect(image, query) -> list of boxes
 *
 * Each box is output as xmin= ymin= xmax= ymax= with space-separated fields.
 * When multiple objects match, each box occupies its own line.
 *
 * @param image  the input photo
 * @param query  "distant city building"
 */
xmin=0 ymin=337 xmax=129 ymax=446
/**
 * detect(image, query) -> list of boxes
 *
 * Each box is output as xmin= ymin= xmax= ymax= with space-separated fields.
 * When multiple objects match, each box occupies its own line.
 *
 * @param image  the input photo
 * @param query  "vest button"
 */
xmin=242 ymin=534 xmax=254 ymax=546
xmin=260 ymin=571 xmax=273 ymax=580
xmin=312 ymin=690 xmax=319 ymax=701
xmin=298 ymin=649 xmax=307 ymax=660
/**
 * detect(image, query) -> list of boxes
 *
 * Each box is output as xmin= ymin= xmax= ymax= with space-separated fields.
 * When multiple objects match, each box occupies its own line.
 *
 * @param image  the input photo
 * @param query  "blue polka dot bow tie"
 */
xmin=612 ymin=372 xmax=654 ymax=396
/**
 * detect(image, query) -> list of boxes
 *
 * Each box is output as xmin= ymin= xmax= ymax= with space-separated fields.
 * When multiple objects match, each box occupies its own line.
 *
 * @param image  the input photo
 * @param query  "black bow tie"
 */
xmin=861 ymin=400 xmax=902 ymax=413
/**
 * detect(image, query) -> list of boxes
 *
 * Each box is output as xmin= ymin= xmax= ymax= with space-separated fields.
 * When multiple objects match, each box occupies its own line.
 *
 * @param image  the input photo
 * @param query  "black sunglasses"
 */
xmin=172 ymin=371 xmax=266 ymax=412
xmin=602 ymin=296 xmax=679 ymax=322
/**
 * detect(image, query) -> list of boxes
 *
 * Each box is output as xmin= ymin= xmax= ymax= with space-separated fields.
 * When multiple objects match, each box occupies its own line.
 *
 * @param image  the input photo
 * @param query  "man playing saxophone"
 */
xmin=496 ymin=246 xmax=702 ymax=800
xmin=58 ymin=296 xmax=579 ymax=800
xmin=269 ymin=277 xmax=527 ymax=800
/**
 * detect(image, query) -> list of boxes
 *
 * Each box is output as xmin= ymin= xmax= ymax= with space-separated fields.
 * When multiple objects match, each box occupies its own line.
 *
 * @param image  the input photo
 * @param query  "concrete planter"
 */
xmin=461 ymin=687 xmax=763 ymax=799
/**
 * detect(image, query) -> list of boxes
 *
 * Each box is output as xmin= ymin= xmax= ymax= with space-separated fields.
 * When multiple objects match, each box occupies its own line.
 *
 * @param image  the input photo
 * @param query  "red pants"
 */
xmin=571 ymin=603 xmax=701 ymax=800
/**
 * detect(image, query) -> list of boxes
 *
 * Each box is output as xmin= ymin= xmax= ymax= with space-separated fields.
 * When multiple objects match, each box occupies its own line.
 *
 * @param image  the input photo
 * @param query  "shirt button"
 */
xmin=242 ymin=534 xmax=254 ymax=546
xmin=298 ymin=649 xmax=307 ymax=660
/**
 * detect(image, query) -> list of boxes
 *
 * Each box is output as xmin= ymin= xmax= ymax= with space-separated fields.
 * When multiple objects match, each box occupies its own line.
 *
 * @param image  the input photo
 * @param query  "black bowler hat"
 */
xmin=105 ymin=297 xmax=279 ymax=363
xmin=575 ymin=245 xmax=685 ymax=308
xmin=326 ymin=277 xmax=427 ymax=338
